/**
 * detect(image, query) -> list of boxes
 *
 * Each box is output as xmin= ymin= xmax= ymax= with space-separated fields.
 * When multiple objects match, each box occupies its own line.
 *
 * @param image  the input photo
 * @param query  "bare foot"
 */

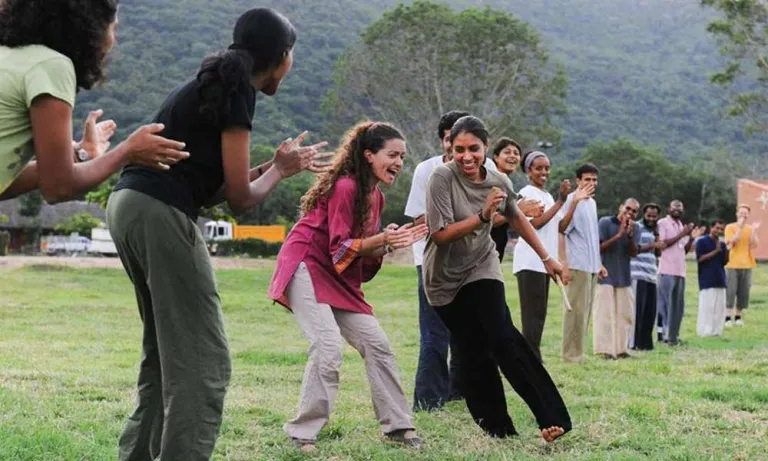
xmin=541 ymin=426 xmax=565 ymax=442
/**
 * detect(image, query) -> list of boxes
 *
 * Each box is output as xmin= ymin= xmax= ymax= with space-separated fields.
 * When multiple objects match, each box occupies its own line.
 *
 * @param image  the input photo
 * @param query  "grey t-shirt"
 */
xmin=598 ymin=216 xmax=641 ymax=287
xmin=423 ymin=162 xmax=519 ymax=306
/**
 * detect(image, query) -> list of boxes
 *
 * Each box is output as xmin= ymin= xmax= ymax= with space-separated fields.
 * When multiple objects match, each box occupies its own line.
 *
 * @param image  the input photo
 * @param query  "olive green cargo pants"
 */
xmin=107 ymin=189 xmax=231 ymax=461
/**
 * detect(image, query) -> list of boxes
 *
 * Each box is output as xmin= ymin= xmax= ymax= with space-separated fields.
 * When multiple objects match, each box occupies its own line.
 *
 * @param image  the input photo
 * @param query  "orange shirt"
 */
xmin=724 ymin=223 xmax=757 ymax=269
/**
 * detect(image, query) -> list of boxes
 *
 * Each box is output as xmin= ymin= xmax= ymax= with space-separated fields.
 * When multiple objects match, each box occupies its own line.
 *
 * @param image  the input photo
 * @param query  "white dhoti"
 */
xmin=697 ymin=288 xmax=727 ymax=337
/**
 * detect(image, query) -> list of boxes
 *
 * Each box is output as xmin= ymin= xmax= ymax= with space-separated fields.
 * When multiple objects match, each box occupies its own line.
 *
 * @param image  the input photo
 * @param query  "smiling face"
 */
xmin=452 ymin=132 xmax=487 ymax=181
xmin=528 ymin=156 xmax=551 ymax=188
xmin=669 ymin=201 xmax=684 ymax=219
xmin=495 ymin=144 xmax=521 ymax=174
xmin=643 ymin=206 xmax=659 ymax=227
xmin=737 ymin=206 xmax=750 ymax=221
xmin=619 ymin=200 xmax=639 ymax=222
xmin=365 ymin=138 xmax=406 ymax=186
xmin=711 ymin=221 xmax=725 ymax=238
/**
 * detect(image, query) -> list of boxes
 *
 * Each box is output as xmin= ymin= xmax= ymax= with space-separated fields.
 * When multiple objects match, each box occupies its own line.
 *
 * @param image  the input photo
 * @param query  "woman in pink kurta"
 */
xmin=268 ymin=122 xmax=427 ymax=452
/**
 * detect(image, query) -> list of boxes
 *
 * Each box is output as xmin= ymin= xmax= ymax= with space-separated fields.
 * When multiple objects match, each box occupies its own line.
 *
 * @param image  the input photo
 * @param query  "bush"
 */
xmin=213 ymin=238 xmax=282 ymax=258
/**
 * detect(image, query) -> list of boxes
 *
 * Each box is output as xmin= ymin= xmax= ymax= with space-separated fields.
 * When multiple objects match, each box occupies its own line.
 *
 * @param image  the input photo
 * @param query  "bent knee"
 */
xmin=311 ymin=335 xmax=344 ymax=374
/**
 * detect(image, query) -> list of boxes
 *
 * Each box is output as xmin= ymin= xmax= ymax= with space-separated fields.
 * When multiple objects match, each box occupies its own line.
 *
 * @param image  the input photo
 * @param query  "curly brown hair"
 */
xmin=0 ymin=0 xmax=119 ymax=90
xmin=300 ymin=121 xmax=404 ymax=237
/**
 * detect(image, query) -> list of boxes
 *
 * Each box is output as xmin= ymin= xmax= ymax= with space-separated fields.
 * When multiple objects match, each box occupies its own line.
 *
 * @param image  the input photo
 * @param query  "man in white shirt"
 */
xmin=404 ymin=110 xmax=497 ymax=411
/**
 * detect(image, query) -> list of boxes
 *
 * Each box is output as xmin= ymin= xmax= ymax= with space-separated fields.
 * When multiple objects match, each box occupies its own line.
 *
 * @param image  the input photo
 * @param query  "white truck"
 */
xmin=88 ymin=226 xmax=118 ymax=256
xmin=39 ymin=225 xmax=118 ymax=256
xmin=40 ymin=234 xmax=92 ymax=255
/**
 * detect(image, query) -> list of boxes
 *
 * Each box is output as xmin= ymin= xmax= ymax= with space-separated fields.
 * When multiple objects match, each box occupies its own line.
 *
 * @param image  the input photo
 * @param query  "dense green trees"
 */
xmin=701 ymin=0 xmax=767 ymax=134
xmin=326 ymin=1 xmax=566 ymax=160
xmin=548 ymin=138 xmax=740 ymax=223
xmin=57 ymin=0 xmax=763 ymax=229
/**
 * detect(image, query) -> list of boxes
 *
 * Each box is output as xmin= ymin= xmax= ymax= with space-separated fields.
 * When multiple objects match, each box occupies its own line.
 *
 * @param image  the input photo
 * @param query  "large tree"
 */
xmin=324 ymin=0 xmax=567 ymax=161
xmin=702 ymin=0 xmax=768 ymax=133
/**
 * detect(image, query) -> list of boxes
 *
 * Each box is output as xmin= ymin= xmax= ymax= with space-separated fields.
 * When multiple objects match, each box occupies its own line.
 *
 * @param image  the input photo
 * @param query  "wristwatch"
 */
xmin=478 ymin=210 xmax=491 ymax=223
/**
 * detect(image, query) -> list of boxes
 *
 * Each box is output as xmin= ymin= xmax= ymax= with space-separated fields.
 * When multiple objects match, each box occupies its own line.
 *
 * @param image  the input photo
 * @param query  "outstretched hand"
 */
xmin=691 ymin=225 xmax=707 ymax=239
xmin=79 ymin=109 xmax=116 ymax=159
xmin=385 ymin=223 xmax=429 ymax=250
xmin=273 ymin=131 xmax=331 ymax=178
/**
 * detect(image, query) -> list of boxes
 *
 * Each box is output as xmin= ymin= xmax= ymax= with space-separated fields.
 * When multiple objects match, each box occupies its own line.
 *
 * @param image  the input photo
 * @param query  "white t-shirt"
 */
xmin=405 ymin=154 xmax=497 ymax=266
xmin=512 ymin=185 xmax=563 ymax=274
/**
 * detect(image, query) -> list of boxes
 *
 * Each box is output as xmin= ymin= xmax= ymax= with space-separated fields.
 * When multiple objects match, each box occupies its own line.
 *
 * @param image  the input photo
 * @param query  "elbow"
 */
xmin=227 ymin=202 xmax=248 ymax=216
xmin=39 ymin=182 xmax=74 ymax=204
xmin=225 ymin=194 xmax=250 ymax=216
xmin=431 ymin=233 xmax=449 ymax=246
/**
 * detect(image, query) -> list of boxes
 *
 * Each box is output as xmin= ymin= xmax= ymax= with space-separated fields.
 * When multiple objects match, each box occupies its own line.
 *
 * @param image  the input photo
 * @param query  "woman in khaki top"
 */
xmin=423 ymin=116 xmax=571 ymax=442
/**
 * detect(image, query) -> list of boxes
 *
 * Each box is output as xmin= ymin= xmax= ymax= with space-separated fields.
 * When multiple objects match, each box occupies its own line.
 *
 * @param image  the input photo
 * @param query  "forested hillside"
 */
xmin=63 ymin=0 xmax=767 ymax=228
xmin=75 ymin=0 xmax=768 ymax=164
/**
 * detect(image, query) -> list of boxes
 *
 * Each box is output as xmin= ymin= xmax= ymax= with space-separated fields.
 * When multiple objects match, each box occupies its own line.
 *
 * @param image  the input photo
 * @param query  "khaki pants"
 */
xmin=562 ymin=270 xmax=598 ymax=363
xmin=284 ymin=262 xmax=414 ymax=441
xmin=593 ymin=285 xmax=634 ymax=357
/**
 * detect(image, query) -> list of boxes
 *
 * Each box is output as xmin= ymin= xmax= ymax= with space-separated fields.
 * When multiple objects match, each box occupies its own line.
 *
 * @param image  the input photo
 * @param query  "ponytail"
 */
xmin=197 ymin=50 xmax=253 ymax=126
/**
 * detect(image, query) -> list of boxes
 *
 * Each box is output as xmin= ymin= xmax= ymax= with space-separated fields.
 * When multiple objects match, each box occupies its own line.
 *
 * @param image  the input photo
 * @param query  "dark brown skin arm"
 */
xmin=530 ymin=198 xmax=565 ymax=230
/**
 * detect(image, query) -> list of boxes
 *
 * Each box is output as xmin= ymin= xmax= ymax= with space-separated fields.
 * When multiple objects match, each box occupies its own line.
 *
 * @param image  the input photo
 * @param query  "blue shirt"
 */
xmin=695 ymin=235 xmax=728 ymax=290
xmin=598 ymin=216 xmax=641 ymax=288
xmin=564 ymin=193 xmax=601 ymax=274
xmin=631 ymin=221 xmax=658 ymax=284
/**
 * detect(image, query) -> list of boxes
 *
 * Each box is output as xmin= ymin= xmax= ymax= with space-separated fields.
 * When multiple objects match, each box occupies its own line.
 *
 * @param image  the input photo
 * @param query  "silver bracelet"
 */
xmin=541 ymin=255 xmax=551 ymax=263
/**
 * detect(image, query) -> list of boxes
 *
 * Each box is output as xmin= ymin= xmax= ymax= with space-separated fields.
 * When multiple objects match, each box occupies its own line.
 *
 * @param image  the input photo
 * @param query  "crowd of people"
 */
xmin=0 ymin=4 xmax=760 ymax=460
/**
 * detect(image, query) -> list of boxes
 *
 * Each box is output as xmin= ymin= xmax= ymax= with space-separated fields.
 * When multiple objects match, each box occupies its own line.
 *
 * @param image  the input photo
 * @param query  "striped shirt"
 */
xmin=631 ymin=221 xmax=658 ymax=284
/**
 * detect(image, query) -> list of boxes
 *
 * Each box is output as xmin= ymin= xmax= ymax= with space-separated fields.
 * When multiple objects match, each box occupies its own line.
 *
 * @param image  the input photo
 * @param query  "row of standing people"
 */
xmin=406 ymin=114 xmax=760 ymax=427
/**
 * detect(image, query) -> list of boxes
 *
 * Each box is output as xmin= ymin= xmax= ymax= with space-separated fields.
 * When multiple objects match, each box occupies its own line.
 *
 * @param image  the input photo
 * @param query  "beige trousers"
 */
xmin=284 ymin=262 xmax=414 ymax=441
xmin=562 ymin=270 xmax=598 ymax=363
xmin=592 ymin=285 xmax=634 ymax=357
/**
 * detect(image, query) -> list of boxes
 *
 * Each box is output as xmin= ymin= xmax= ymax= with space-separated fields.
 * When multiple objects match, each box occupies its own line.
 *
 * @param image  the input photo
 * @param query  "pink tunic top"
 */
xmin=268 ymin=177 xmax=385 ymax=315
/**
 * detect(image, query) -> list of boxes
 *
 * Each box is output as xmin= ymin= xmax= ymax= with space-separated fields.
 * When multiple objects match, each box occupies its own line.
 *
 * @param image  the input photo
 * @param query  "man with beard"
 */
xmin=593 ymin=198 xmax=641 ymax=359
xmin=630 ymin=203 xmax=664 ymax=350
xmin=656 ymin=200 xmax=706 ymax=346
xmin=695 ymin=220 xmax=729 ymax=337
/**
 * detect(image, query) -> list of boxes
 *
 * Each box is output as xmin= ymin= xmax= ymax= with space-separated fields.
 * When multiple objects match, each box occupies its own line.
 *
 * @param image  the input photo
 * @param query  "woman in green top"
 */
xmin=0 ymin=0 xmax=187 ymax=203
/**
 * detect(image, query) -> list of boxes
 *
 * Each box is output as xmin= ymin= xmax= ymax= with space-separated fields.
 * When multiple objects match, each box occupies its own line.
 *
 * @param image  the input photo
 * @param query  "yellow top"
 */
xmin=724 ymin=223 xmax=757 ymax=269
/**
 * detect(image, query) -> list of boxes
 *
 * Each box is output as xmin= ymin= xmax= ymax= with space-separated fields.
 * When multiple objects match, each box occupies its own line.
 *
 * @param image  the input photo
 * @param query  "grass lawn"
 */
xmin=1 ymin=262 xmax=766 ymax=460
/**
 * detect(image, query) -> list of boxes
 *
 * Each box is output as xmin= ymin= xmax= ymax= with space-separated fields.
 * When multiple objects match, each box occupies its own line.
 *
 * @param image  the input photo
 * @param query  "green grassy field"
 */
xmin=1 ymin=262 xmax=766 ymax=460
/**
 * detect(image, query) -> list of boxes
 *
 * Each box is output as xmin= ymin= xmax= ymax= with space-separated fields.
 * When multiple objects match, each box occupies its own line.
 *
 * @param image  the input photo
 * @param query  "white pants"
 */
xmin=697 ymin=288 xmax=727 ymax=337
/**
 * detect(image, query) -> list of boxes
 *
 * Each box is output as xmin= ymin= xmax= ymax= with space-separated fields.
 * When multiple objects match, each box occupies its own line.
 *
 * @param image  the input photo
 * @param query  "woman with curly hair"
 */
xmin=269 ymin=122 xmax=427 ymax=452
xmin=106 ymin=8 xmax=331 ymax=461
xmin=0 ymin=0 xmax=187 ymax=203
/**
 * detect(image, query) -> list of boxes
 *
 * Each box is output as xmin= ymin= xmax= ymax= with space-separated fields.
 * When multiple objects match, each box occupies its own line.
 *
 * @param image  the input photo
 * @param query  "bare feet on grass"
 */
xmin=541 ymin=426 xmax=565 ymax=442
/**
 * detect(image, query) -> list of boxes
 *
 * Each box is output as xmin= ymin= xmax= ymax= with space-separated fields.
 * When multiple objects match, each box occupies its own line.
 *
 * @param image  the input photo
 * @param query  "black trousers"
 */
xmin=516 ymin=270 xmax=551 ymax=361
xmin=633 ymin=280 xmax=657 ymax=350
xmin=435 ymin=279 xmax=572 ymax=438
